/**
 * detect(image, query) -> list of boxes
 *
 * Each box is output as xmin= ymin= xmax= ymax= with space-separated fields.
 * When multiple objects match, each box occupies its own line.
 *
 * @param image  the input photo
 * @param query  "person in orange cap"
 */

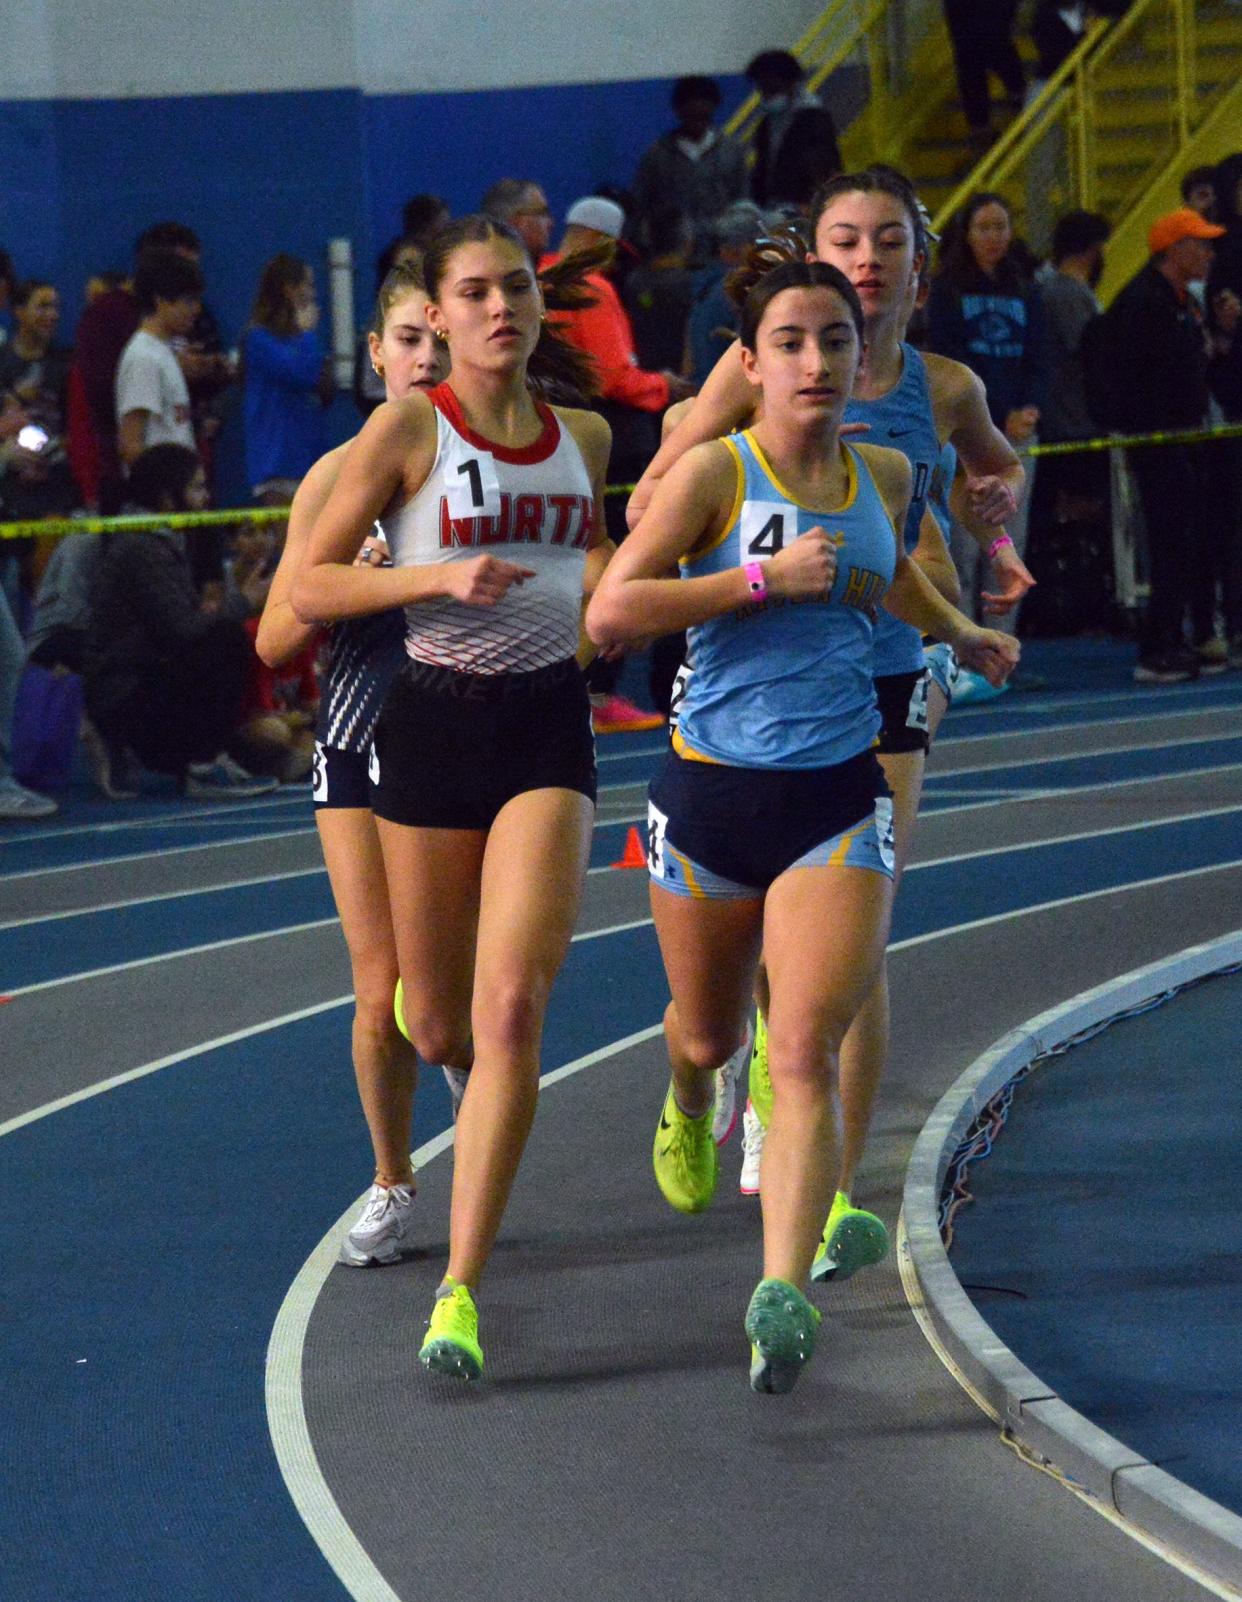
xmin=1103 ymin=206 xmax=1227 ymax=682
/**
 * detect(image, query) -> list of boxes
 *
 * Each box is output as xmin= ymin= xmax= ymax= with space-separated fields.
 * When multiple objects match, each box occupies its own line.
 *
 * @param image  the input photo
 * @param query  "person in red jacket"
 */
xmin=541 ymin=197 xmax=693 ymax=730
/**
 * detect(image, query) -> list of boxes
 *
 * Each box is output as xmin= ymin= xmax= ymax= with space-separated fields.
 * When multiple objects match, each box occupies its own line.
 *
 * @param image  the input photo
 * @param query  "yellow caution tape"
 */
xmin=4 ymin=423 xmax=1240 ymax=540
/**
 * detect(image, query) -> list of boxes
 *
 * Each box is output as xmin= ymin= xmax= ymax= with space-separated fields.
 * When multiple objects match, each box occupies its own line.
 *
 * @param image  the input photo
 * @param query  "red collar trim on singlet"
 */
xmin=427 ymin=382 xmax=561 ymax=465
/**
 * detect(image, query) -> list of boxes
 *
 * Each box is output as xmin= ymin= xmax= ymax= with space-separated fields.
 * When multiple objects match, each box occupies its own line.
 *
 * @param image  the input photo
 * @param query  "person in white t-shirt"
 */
xmin=115 ymin=249 xmax=203 ymax=466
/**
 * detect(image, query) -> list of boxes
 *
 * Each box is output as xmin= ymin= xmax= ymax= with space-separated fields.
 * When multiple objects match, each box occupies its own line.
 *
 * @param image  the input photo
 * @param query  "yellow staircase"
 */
xmin=929 ymin=0 xmax=1242 ymax=288
xmin=727 ymin=0 xmax=1242 ymax=296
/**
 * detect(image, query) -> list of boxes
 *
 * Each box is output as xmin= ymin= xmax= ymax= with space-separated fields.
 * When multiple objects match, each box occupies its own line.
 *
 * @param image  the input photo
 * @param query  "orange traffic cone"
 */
xmin=611 ymin=825 xmax=648 ymax=870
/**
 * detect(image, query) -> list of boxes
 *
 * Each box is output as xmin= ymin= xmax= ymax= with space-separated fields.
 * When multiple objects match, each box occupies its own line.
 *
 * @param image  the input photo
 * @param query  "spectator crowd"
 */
xmin=2 ymin=37 xmax=1241 ymax=818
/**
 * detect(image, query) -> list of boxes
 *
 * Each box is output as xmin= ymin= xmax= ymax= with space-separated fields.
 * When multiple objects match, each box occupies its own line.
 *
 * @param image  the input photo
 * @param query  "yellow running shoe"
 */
xmin=810 ymin=1191 xmax=889 ymax=1285
xmin=748 ymin=1011 xmax=773 ymax=1129
xmin=652 ymin=1083 xmax=718 ymax=1213
xmin=419 ymin=1278 xmax=483 ymax=1380
xmin=393 ymin=977 xmax=411 ymax=1045
xmin=745 ymin=1277 xmax=822 ymax=1394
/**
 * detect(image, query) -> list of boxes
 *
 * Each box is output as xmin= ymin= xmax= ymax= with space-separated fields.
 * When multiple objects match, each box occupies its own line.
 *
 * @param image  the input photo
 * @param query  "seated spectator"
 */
xmin=0 ymin=280 xmax=80 ymax=522
xmin=242 ymin=254 xmax=333 ymax=505
xmin=1182 ymin=165 xmax=1219 ymax=222
xmin=624 ymin=208 xmax=696 ymax=373
xmin=481 ymin=178 xmax=554 ymax=262
xmin=236 ymin=610 xmax=318 ymax=783
xmin=745 ymin=50 xmax=842 ymax=208
xmin=0 ymin=560 xmax=57 ymax=819
xmin=82 ymin=443 xmax=277 ymax=799
xmin=631 ymin=77 xmax=747 ymax=262
xmin=686 ymin=200 xmax=765 ymax=384
xmin=115 ymin=249 xmax=203 ymax=468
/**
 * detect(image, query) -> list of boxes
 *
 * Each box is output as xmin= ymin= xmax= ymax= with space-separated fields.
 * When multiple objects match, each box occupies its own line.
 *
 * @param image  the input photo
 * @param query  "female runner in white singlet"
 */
xmin=587 ymin=262 xmax=1016 ymax=1392
xmin=628 ymin=169 xmax=1032 ymax=1285
xmin=295 ymin=216 xmax=612 ymax=1381
xmin=257 ymin=263 xmax=447 ymax=1267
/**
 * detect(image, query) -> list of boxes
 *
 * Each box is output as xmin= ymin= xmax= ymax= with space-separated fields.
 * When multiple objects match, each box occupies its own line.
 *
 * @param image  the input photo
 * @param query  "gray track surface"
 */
xmin=295 ymin=745 xmax=1242 ymax=1600
xmin=11 ymin=712 xmax=1242 ymax=1601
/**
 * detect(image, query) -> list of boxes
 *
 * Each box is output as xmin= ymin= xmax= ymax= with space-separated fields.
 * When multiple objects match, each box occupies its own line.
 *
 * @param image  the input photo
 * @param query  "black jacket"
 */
xmin=752 ymin=104 xmax=841 ymax=208
xmin=1105 ymin=262 xmax=1210 ymax=433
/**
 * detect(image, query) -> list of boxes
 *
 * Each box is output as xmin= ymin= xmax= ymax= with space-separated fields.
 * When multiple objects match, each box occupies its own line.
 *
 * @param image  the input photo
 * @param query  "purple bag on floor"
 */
xmin=11 ymin=662 xmax=83 ymax=791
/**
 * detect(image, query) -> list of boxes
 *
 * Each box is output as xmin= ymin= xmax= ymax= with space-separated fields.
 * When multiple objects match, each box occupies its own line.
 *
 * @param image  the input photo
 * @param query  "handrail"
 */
xmin=931 ymin=18 xmax=1109 ymax=234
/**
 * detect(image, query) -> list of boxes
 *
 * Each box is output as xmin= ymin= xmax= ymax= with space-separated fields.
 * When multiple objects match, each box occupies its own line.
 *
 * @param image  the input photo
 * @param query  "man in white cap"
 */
xmin=542 ymin=197 xmax=693 ymax=731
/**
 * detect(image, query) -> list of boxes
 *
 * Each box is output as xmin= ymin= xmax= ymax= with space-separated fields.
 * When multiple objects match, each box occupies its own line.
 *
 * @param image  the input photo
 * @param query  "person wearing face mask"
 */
xmin=242 ymin=254 xmax=334 ymax=506
xmin=745 ymin=50 xmax=842 ymax=211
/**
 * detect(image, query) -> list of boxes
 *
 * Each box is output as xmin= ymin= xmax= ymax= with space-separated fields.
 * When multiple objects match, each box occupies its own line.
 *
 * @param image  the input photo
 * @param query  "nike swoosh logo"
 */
xmin=888 ymin=428 xmax=916 ymax=439
xmin=659 ymin=1116 xmax=672 ymax=1131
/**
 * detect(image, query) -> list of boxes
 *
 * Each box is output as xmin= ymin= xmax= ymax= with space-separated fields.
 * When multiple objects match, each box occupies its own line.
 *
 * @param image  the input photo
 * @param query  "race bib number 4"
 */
xmin=739 ymin=500 xmax=788 ymax=560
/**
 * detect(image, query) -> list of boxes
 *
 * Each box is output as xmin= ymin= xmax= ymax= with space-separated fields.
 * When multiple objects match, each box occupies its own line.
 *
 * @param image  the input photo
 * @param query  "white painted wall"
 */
xmin=0 ymin=0 xmax=355 ymax=100
xmin=352 ymin=0 xmax=827 ymax=94
xmin=0 ymin=0 xmax=828 ymax=100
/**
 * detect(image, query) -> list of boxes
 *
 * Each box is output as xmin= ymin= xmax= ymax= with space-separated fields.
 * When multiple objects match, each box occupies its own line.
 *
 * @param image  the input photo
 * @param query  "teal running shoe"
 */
xmin=745 ymin=1277 xmax=822 ymax=1394
xmin=810 ymin=1191 xmax=889 ymax=1284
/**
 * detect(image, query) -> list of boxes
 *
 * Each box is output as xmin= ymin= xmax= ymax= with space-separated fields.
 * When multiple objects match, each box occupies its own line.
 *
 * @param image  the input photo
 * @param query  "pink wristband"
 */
xmin=744 ymin=560 xmax=767 ymax=603
xmin=988 ymin=533 xmax=1014 ymax=559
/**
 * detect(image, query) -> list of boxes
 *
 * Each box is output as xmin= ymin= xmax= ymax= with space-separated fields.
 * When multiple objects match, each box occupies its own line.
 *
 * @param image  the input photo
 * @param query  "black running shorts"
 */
xmin=874 ymin=668 xmax=931 ymax=755
xmin=369 ymin=657 xmax=597 ymax=829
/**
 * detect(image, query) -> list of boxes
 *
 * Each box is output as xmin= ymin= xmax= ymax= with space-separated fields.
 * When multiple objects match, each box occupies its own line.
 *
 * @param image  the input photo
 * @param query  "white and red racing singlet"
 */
xmin=383 ymin=383 xmax=594 ymax=674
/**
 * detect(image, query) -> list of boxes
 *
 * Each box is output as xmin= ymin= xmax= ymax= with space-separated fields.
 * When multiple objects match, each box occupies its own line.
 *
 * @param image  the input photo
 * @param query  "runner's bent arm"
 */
xmin=292 ymin=396 xmax=535 ymax=623
xmin=256 ymin=446 xmax=343 ymax=666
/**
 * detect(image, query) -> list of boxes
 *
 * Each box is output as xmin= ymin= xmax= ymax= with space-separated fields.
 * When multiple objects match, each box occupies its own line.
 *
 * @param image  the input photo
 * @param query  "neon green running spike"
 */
xmin=748 ymin=1011 xmax=773 ymax=1129
xmin=652 ymin=1083 xmax=718 ymax=1213
xmin=810 ymin=1191 xmax=889 ymax=1285
xmin=745 ymin=1277 xmax=822 ymax=1394
xmin=393 ymin=978 xmax=411 ymax=1045
xmin=420 ymin=1277 xmax=483 ymax=1380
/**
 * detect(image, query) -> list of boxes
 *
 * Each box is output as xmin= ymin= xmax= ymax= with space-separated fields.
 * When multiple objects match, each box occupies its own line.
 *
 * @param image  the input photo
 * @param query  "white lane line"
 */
xmin=947 ymin=682 xmax=1242 ymax=723
xmin=930 ymin=726 xmax=1240 ymax=780
xmin=1 ymin=907 xmax=659 ymax=1000
xmin=10 ymin=765 xmax=1242 ymax=936
xmin=265 ymin=1019 xmax=665 ymax=1602
xmin=915 ymin=758 xmax=1242 ymax=823
xmin=0 ymin=865 xmax=327 ymax=932
xmin=0 ymin=826 xmax=320 ymax=885
xmin=913 ymin=800 xmax=1242 ymax=872
xmin=0 ymin=790 xmax=306 ymax=847
xmin=265 ymin=856 xmax=1242 ymax=1602
xmin=0 ymin=995 xmax=354 ymax=1141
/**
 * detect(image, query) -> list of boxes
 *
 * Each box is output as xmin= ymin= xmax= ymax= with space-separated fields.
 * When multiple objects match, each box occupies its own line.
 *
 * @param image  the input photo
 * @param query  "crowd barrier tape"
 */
xmin=3 ymin=422 xmax=1242 ymax=541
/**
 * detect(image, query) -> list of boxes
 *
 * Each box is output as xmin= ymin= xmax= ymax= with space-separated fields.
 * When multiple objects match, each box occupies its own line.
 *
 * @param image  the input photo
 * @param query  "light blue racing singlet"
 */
xmin=674 ymin=431 xmax=897 ymax=769
xmin=843 ymin=343 xmax=940 ymax=677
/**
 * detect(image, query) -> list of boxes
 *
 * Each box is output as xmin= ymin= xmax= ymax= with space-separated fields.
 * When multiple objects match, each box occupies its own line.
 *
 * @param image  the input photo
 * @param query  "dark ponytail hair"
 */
xmin=422 ymin=213 xmax=603 ymax=403
xmin=809 ymin=167 xmax=928 ymax=263
xmin=738 ymin=261 xmax=864 ymax=351
xmin=724 ymin=223 xmax=808 ymax=310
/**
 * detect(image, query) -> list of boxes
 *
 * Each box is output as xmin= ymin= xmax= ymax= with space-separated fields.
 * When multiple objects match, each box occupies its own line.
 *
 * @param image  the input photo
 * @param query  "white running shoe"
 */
xmin=712 ymin=1020 xmax=752 ymax=1146
xmin=338 ymin=1182 xmax=416 ymax=1266
xmin=739 ymin=1100 xmax=765 ymax=1196
xmin=443 ymin=1065 xmax=470 ymax=1120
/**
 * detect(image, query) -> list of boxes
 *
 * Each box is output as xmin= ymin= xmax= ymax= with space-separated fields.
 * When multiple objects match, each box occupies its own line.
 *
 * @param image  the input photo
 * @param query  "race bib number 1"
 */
xmin=445 ymin=447 xmax=501 ymax=518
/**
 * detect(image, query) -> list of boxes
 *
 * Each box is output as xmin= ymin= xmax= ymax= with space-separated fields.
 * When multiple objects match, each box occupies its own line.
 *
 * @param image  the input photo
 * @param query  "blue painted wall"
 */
xmin=1 ymin=73 xmax=750 ymax=501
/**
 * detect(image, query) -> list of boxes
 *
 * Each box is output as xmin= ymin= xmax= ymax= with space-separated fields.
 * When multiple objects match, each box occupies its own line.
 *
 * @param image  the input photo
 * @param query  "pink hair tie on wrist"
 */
xmin=744 ymin=561 xmax=767 ymax=603
xmin=988 ymin=533 xmax=1014 ymax=559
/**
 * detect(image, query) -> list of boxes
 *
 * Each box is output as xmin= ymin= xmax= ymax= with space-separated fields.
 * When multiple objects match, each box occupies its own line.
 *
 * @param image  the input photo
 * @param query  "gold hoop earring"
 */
xmin=435 ymin=328 xmax=449 ymax=343
xmin=371 ymin=364 xmax=383 ymax=377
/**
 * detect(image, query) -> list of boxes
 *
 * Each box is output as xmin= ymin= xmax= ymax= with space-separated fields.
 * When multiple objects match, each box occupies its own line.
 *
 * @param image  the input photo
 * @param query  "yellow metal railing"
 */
xmin=725 ymin=0 xmax=948 ymax=167
xmin=931 ymin=0 xmax=1235 ymax=249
